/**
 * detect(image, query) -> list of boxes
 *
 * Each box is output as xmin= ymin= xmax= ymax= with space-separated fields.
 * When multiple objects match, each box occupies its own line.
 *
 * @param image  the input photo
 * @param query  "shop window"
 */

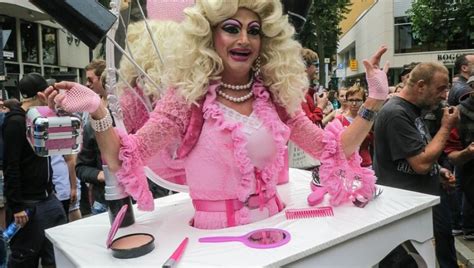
xmin=23 ymin=65 xmax=41 ymax=74
xmin=44 ymin=66 xmax=60 ymax=79
xmin=5 ymin=63 xmax=19 ymax=75
xmin=42 ymin=26 xmax=58 ymax=65
xmin=3 ymin=64 xmax=20 ymax=100
xmin=394 ymin=16 xmax=474 ymax=54
xmin=1 ymin=15 xmax=17 ymax=61
xmin=21 ymin=20 xmax=39 ymax=63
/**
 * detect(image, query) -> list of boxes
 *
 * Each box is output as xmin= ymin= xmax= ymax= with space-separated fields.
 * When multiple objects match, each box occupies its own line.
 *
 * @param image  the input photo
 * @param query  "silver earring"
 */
xmin=252 ymin=56 xmax=261 ymax=77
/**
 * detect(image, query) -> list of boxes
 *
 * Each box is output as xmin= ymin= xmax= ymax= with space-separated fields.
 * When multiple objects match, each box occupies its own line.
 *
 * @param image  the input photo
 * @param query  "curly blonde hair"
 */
xmin=117 ymin=20 xmax=180 ymax=97
xmin=163 ymin=0 xmax=308 ymax=115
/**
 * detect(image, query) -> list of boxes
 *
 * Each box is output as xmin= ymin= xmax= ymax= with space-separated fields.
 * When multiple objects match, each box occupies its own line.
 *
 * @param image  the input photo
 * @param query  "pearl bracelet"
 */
xmin=90 ymin=110 xmax=113 ymax=132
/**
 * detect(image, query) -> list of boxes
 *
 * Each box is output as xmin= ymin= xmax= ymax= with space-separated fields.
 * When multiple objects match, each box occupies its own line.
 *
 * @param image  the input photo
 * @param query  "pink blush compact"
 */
xmin=110 ymin=233 xmax=155 ymax=259
xmin=106 ymin=204 xmax=155 ymax=259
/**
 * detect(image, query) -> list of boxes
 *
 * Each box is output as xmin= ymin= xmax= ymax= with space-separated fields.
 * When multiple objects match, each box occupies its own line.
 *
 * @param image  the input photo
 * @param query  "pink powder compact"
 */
xmin=106 ymin=204 xmax=155 ymax=259
xmin=110 ymin=233 xmax=155 ymax=259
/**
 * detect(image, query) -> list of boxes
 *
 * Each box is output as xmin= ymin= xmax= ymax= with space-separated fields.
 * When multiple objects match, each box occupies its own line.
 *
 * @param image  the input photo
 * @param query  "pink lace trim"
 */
xmin=318 ymin=120 xmax=376 ymax=206
xmin=201 ymin=79 xmax=289 ymax=225
xmin=203 ymin=84 xmax=254 ymax=200
xmin=115 ymin=128 xmax=154 ymax=211
xmin=115 ymin=89 xmax=192 ymax=211
xmin=286 ymin=111 xmax=326 ymax=160
xmin=202 ymin=84 xmax=253 ymax=225
xmin=252 ymin=78 xmax=291 ymax=198
xmin=119 ymin=86 xmax=150 ymax=134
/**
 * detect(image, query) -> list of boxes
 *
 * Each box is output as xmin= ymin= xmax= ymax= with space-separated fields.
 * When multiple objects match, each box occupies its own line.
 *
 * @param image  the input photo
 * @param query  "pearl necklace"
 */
xmin=220 ymin=77 xmax=254 ymax=91
xmin=217 ymin=88 xmax=254 ymax=103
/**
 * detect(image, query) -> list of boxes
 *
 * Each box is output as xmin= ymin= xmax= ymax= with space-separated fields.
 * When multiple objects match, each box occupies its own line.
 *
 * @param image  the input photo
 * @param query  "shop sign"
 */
xmin=437 ymin=53 xmax=464 ymax=65
xmin=350 ymin=59 xmax=358 ymax=71
xmin=3 ymin=51 xmax=14 ymax=59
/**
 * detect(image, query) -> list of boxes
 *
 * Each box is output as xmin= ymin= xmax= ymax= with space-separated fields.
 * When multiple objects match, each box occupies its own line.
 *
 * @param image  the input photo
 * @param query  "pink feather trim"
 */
xmin=319 ymin=120 xmax=376 ymax=206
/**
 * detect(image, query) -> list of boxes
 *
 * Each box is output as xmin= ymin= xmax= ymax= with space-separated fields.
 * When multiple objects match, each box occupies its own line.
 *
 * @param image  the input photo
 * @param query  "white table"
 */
xmin=46 ymin=168 xmax=439 ymax=267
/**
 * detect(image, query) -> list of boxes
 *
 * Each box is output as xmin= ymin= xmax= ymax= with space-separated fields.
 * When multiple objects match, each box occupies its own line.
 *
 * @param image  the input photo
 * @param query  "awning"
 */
xmin=0 ymin=0 xmax=51 ymax=21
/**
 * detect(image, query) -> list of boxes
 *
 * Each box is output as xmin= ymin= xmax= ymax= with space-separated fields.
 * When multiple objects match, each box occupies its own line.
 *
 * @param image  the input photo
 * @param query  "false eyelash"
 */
xmin=285 ymin=206 xmax=334 ymax=220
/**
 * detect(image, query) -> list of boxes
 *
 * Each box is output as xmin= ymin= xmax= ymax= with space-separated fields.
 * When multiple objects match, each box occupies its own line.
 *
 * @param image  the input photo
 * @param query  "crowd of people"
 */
xmin=0 ymin=0 xmax=472 ymax=267
xmin=301 ymin=51 xmax=474 ymax=267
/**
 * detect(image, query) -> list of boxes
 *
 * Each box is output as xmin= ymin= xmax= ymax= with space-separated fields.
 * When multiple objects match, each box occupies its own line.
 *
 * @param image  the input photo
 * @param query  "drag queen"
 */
xmin=40 ymin=0 xmax=389 ymax=229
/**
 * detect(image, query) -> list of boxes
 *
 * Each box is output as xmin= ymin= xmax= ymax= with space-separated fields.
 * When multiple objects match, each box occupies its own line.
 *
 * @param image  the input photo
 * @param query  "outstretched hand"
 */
xmin=363 ymin=45 xmax=390 ymax=100
xmin=37 ymin=82 xmax=101 ymax=113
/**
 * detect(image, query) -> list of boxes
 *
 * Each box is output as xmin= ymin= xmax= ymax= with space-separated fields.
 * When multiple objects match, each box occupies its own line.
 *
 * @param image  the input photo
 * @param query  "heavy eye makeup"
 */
xmin=221 ymin=19 xmax=261 ymax=36
xmin=221 ymin=19 xmax=242 ymax=34
xmin=248 ymin=21 xmax=261 ymax=36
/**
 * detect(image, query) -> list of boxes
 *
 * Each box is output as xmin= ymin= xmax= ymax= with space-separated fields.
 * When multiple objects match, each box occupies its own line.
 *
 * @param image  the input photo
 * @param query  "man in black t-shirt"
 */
xmin=375 ymin=97 xmax=441 ymax=195
xmin=374 ymin=62 xmax=458 ymax=268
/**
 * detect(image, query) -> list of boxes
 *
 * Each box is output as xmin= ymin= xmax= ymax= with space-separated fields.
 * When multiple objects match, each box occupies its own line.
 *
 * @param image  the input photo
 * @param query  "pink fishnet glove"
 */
xmin=54 ymin=83 xmax=101 ymax=113
xmin=366 ymin=69 xmax=389 ymax=100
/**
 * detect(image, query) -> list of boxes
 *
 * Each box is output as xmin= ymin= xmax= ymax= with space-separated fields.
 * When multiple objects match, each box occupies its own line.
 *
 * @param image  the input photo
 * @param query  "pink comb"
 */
xmin=285 ymin=206 xmax=334 ymax=220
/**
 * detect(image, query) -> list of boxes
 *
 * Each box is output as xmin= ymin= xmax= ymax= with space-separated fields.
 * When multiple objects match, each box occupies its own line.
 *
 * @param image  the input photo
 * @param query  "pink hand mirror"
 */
xmin=198 ymin=228 xmax=291 ymax=249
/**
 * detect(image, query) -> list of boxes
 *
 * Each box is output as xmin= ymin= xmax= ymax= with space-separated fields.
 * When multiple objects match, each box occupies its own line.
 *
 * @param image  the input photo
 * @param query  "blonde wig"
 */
xmin=163 ymin=0 xmax=308 ymax=115
xmin=117 ymin=20 xmax=180 ymax=97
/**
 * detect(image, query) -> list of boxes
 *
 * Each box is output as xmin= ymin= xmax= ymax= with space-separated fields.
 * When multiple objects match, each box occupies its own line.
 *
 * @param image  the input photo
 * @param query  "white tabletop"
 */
xmin=46 ymin=168 xmax=439 ymax=267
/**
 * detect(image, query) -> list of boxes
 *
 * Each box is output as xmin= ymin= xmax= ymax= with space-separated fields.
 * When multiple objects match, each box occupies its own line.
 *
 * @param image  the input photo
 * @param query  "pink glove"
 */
xmin=366 ymin=69 xmax=389 ymax=100
xmin=54 ymin=83 xmax=101 ymax=113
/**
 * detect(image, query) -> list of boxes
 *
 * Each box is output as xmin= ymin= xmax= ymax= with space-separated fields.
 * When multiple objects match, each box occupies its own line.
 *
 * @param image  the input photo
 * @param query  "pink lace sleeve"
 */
xmin=287 ymin=110 xmax=376 ymax=206
xmin=286 ymin=111 xmax=326 ymax=160
xmin=119 ymin=87 xmax=150 ymax=134
xmin=115 ymin=89 xmax=191 ymax=210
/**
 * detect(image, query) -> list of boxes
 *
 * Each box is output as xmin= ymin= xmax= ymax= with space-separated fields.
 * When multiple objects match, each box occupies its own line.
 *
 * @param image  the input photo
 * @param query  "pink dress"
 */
xmin=115 ymin=78 xmax=376 ymax=229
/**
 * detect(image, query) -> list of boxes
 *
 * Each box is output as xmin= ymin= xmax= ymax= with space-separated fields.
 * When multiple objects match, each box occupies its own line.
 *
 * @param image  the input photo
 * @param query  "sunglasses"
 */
xmin=305 ymin=61 xmax=319 ymax=67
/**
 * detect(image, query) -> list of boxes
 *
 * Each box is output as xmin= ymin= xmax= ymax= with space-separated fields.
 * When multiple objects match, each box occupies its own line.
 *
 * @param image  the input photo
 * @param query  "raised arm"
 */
xmin=39 ymin=83 xmax=190 ymax=173
xmin=40 ymin=83 xmax=191 ymax=210
xmin=340 ymin=46 xmax=389 ymax=157
xmin=88 ymin=105 xmax=123 ymax=172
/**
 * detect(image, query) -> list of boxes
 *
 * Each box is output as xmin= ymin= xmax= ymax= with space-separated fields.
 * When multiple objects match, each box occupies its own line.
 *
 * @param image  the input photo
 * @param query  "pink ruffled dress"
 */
xmin=115 ymin=78 xmax=376 ymax=229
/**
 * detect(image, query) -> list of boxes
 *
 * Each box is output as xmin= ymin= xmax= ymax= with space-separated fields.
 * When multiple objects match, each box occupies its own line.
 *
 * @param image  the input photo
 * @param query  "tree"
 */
xmin=299 ymin=0 xmax=351 ymax=88
xmin=407 ymin=0 xmax=474 ymax=50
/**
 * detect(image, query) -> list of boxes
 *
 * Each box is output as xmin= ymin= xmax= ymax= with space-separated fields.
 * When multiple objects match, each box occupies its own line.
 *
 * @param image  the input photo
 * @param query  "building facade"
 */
xmin=336 ymin=0 xmax=474 ymax=87
xmin=1 ymin=0 xmax=91 ymax=99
